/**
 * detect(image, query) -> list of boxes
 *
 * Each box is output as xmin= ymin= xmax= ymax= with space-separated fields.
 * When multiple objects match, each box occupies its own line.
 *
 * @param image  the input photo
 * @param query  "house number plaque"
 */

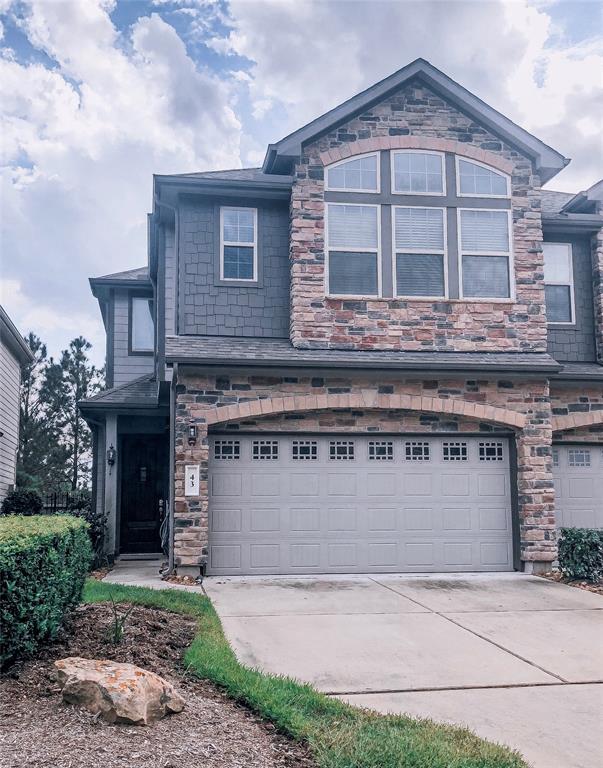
xmin=184 ymin=465 xmax=200 ymax=497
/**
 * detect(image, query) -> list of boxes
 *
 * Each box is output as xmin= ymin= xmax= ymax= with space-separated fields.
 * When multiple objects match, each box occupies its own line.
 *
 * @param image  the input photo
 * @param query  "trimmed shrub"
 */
xmin=1 ymin=488 xmax=43 ymax=516
xmin=0 ymin=515 xmax=92 ymax=668
xmin=558 ymin=528 xmax=603 ymax=582
xmin=63 ymin=492 xmax=108 ymax=568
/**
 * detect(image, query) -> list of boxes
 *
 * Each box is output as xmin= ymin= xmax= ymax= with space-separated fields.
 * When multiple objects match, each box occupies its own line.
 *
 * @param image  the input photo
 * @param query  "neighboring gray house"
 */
xmin=80 ymin=59 xmax=603 ymax=576
xmin=0 ymin=306 xmax=33 ymax=504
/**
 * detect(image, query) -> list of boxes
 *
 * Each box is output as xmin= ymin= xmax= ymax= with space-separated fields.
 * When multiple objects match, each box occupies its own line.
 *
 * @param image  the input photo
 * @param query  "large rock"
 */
xmin=54 ymin=657 xmax=185 ymax=725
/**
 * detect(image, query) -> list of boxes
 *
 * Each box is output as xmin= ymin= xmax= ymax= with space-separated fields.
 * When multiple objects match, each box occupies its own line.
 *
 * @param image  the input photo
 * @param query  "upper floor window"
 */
xmin=326 ymin=203 xmax=380 ymax=296
xmin=543 ymin=242 xmax=574 ymax=324
xmin=391 ymin=151 xmax=445 ymax=195
xmin=393 ymin=206 xmax=446 ymax=297
xmin=459 ymin=209 xmax=512 ymax=299
xmin=326 ymin=153 xmax=379 ymax=192
xmin=457 ymin=158 xmax=509 ymax=197
xmin=131 ymin=297 xmax=154 ymax=353
xmin=220 ymin=206 xmax=257 ymax=281
xmin=324 ymin=150 xmax=512 ymax=300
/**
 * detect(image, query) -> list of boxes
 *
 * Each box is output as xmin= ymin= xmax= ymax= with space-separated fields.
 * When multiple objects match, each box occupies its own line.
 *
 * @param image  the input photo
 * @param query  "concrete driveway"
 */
xmin=204 ymin=572 xmax=603 ymax=768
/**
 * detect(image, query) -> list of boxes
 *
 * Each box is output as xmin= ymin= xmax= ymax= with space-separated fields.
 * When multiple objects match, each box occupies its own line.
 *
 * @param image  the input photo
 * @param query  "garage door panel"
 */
xmin=368 ymin=507 xmax=397 ymax=531
xmin=553 ymin=445 xmax=603 ymax=530
xmin=403 ymin=507 xmax=434 ymax=531
xmin=442 ymin=507 xmax=472 ymax=530
xmin=290 ymin=507 xmax=320 ymax=531
xmin=208 ymin=435 xmax=514 ymax=575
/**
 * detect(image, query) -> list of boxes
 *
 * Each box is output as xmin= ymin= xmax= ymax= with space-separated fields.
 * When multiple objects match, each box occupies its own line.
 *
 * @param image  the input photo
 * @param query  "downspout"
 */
xmin=168 ymin=362 xmax=178 ymax=573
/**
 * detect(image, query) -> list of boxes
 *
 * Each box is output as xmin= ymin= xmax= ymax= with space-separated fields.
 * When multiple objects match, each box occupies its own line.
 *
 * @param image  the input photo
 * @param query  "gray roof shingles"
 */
xmin=93 ymin=266 xmax=149 ymax=282
xmin=165 ymin=335 xmax=562 ymax=373
xmin=79 ymin=374 xmax=159 ymax=410
xmin=541 ymin=190 xmax=575 ymax=215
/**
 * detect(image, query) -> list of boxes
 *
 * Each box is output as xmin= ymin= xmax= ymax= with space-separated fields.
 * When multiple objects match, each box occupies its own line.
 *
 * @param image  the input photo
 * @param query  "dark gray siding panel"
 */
xmin=113 ymin=289 xmax=155 ymax=386
xmin=164 ymin=225 xmax=177 ymax=336
xmin=179 ymin=198 xmax=290 ymax=337
xmin=546 ymin=234 xmax=596 ymax=362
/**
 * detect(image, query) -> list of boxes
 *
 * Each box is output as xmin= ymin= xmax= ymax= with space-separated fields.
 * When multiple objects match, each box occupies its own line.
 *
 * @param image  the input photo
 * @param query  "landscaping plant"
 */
xmin=107 ymin=593 xmax=135 ymax=644
xmin=0 ymin=488 xmax=43 ymax=516
xmin=0 ymin=515 xmax=92 ymax=667
xmin=558 ymin=528 xmax=603 ymax=582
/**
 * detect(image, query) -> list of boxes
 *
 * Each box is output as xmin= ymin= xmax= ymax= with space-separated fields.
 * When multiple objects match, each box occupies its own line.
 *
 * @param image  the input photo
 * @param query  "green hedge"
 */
xmin=0 ymin=515 xmax=92 ymax=668
xmin=558 ymin=528 xmax=603 ymax=581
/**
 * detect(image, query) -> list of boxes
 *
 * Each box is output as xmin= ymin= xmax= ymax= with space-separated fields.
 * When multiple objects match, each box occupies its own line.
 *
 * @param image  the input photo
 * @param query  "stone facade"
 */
xmin=174 ymin=370 xmax=556 ymax=570
xmin=592 ymin=224 xmax=603 ymax=364
xmin=551 ymin=383 xmax=603 ymax=441
xmin=290 ymin=81 xmax=546 ymax=353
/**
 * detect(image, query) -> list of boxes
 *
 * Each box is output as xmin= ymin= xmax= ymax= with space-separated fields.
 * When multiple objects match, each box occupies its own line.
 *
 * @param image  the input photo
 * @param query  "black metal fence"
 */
xmin=42 ymin=491 xmax=90 ymax=514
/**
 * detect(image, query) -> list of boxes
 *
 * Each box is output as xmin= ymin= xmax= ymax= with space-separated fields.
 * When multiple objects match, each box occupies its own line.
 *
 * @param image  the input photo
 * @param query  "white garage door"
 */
xmin=208 ymin=434 xmax=514 ymax=575
xmin=553 ymin=444 xmax=603 ymax=529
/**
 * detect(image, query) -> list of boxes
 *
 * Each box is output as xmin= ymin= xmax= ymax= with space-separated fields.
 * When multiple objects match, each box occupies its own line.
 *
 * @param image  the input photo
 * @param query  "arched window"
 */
xmin=325 ymin=153 xmax=379 ymax=192
xmin=456 ymin=158 xmax=509 ymax=197
xmin=323 ymin=150 xmax=513 ymax=300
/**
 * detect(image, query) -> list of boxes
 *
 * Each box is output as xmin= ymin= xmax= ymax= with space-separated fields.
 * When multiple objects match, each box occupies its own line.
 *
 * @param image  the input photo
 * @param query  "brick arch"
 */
xmin=552 ymin=411 xmax=603 ymax=433
xmin=319 ymin=136 xmax=514 ymax=176
xmin=205 ymin=393 xmax=526 ymax=429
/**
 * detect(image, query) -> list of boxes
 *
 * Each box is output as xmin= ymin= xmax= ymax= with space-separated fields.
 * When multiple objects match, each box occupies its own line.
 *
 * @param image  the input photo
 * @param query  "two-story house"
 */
xmin=80 ymin=59 xmax=603 ymax=577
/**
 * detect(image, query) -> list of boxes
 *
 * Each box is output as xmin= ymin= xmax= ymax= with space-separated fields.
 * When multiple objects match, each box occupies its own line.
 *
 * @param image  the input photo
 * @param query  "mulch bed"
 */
xmin=0 ymin=603 xmax=315 ymax=768
xmin=540 ymin=571 xmax=603 ymax=595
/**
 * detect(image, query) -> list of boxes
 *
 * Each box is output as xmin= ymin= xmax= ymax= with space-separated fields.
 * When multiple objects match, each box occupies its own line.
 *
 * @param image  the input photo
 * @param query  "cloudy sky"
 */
xmin=1 ymin=0 xmax=602 ymax=367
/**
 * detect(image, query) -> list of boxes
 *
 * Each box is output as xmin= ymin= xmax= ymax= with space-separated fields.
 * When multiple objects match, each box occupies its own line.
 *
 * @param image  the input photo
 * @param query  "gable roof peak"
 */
xmin=263 ymin=58 xmax=568 ymax=183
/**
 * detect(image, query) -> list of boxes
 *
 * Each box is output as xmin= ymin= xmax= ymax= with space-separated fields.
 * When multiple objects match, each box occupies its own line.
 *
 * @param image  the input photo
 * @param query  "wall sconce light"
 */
xmin=187 ymin=423 xmax=198 ymax=447
xmin=107 ymin=444 xmax=117 ymax=475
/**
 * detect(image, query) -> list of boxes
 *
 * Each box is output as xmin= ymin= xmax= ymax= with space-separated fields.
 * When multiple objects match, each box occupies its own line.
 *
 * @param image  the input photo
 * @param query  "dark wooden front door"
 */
xmin=120 ymin=435 xmax=168 ymax=554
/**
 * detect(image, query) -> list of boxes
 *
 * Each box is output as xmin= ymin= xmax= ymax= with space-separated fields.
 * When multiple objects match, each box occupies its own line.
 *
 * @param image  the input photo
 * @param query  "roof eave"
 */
xmin=0 ymin=306 xmax=34 ymax=365
xmin=263 ymin=59 xmax=568 ymax=180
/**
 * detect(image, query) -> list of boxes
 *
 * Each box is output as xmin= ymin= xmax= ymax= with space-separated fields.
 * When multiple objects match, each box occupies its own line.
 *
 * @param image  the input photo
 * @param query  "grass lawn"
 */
xmin=84 ymin=580 xmax=529 ymax=768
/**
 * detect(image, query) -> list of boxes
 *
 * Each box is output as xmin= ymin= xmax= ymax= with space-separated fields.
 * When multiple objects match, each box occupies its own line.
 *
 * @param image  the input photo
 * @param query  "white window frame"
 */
xmin=325 ymin=202 xmax=382 ymax=298
xmin=391 ymin=205 xmax=448 ymax=299
xmin=543 ymin=242 xmax=575 ymax=326
xmin=457 ymin=207 xmax=515 ymax=302
xmin=219 ymin=206 xmax=258 ymax=282
xmin=455 ymin=156 xmax=510 ymax=198
xmin=390 ymin=149 xmax=446 ymax=197
xmin=325 ymin=152 xmax=380 ymax=193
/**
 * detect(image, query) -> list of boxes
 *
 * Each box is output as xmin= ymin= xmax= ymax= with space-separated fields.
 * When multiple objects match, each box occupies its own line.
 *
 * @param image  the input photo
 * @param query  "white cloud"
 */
xmin=215 ymin=0 xmax=602 ymax=191
xmin=1 ymin=0 xmax=242 ymax=362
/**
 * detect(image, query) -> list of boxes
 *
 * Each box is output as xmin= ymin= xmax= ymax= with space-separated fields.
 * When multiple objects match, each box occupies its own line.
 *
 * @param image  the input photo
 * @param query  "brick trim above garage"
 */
xmin=552 ymin=410 xmax=603 ymax=432
xmin=205 ymin=393 xmax=527 ymax=429
xmin=318 ymin=135 xmax=515 ymax=174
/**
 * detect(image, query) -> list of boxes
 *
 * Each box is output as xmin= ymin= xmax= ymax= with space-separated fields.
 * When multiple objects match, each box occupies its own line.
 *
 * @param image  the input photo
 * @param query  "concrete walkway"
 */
xmin=204 ymin=572 xmax=603 ymax=768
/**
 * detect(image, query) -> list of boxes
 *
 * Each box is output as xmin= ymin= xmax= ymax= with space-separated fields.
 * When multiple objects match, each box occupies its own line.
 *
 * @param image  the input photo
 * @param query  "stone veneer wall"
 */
xmin=174 ymin=371 xmax=556 ymax=570
xmin=289 ymin=81 xmax=546 ymax=353
xmin=551 ymin=383 xmax=603 ymax=442
xmin=592 ymin=224 xmax=603 ymax=364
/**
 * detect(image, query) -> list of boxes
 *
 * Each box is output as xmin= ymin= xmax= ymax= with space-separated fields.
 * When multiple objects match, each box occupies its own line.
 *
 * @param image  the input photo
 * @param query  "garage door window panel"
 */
xmin=326 ymin=204 xmax=380 ymax=296
xmin=478 ymin=441 xmax=504 ymax=461
xmin=368 ymin=441 xmax=394 ymax=460
xmin=443 ymin=442 xmax=468 ymax=461
xmin=329 ymin=441 xmax=355 ymax=460
xmin=292 ymin=440 xmax=318 ymax=460
xmin=568 ymin=448 xmax=590 ymax=467
xmin=214 ymin=440 xmax=241 ymax=460
xmin=405 ymin=441 xmax=430 ymax=461
xmin=252 ymin=440 xmax=279 ymax=460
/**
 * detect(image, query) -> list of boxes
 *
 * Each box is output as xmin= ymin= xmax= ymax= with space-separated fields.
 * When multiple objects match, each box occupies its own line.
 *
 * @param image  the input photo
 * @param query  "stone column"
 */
xmin=173 ymin=382 xmax=210 ymax=573
xmin=516 ymin=381 xmax=557 ymax=573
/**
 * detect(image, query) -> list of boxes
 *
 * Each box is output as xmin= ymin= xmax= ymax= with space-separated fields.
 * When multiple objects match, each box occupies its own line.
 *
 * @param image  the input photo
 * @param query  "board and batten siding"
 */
xmin=112 ymin=289 xmax=154 ymax=387
xmin=0 ymin=341 xmax=21 ymax=502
